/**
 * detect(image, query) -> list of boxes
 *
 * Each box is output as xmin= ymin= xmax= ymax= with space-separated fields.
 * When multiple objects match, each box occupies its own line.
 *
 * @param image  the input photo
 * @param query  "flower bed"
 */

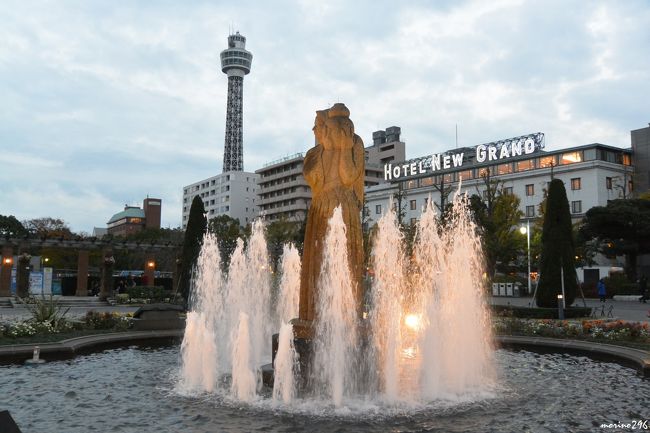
xmin=494 ymin=317 xmax=650 ymax=346
xmin=0 ymin=296 xmax=133 ymax=344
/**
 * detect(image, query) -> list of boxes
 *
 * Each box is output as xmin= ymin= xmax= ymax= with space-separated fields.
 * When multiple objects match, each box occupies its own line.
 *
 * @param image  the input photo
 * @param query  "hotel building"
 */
xmin=365 ymin=133 xmax=634 ymax=227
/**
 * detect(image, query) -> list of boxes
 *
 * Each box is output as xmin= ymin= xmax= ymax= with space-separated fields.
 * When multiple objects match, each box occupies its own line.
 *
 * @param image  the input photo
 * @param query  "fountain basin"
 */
xmin=1 ymin=344 xmax=648 ymax=432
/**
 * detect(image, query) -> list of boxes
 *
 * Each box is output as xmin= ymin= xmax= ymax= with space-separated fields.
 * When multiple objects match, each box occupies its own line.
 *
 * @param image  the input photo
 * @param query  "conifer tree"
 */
xmin=179 ymin=195 xmax=207 ymax=303
xmin=536 ymin=179 xmax=577 ymax=307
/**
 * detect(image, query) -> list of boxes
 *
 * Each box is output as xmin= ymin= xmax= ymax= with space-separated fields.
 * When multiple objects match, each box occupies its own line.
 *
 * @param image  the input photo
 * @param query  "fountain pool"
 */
xmin=1 ymin=345 xmax=648 ymax=432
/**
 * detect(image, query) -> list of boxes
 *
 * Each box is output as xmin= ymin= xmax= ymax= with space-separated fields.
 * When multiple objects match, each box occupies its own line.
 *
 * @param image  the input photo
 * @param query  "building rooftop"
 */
xmin=107 ymin=207 xmax=146 ymax=224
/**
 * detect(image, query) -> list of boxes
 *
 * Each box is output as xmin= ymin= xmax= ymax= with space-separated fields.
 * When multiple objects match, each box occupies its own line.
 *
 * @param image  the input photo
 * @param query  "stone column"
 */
xmin=16 ymin=253 xmax=31 ymax=298
xmin=172 ymin=258 xmax=182 ymax=295
xmin=76 ymin=249 xmax=89 ymax=296
xmin=0 ymin=246 xmax=13 ymax=296
xmin=144 ymin=258 xmax=155 ymax=287
xmin=99 ymin=251 xmax=115 ymax=301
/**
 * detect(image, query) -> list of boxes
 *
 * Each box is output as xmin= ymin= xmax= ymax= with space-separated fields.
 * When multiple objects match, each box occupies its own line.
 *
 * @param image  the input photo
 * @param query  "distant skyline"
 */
xmin=1 ymin=0 xmax=649 ymax=232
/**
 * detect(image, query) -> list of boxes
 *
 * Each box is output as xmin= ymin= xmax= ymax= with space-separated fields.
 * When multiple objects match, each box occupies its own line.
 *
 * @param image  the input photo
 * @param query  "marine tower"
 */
xmin=220 ymin=31 xmax=253 ymax=172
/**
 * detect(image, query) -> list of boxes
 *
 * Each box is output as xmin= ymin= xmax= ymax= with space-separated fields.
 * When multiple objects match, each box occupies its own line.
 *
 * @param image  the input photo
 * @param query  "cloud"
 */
xmin=0 ymin=0 xmax=648 ymax=232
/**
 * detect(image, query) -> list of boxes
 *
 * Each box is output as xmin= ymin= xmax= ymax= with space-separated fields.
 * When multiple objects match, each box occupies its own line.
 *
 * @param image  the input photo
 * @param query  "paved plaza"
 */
xmin=490 ymin=296 xmax=650 ymax=323
xmin=1 ymin=296 xmax=648 ymax=323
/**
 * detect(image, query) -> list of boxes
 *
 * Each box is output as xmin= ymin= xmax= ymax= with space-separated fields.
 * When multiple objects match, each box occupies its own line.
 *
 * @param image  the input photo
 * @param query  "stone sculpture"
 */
xmin=298 ymin=103 xmax=365 ymax=323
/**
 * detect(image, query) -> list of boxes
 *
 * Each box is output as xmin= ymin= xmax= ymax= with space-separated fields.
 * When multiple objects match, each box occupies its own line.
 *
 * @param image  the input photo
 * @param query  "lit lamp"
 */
xmin=557 ymin=294 xmax=564 ymax=320
xmin=3 ymin=257 xmax=12 ymax=266
xmin=519 ymin=220 xmax=531 ymax=297
xmin=147 ymin=261 xmax=155 ymax=269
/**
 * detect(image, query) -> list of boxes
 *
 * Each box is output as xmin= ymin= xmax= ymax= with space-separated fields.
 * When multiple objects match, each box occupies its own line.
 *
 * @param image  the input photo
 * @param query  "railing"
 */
xmin=262 ymin=152 xmax=304 ymax=168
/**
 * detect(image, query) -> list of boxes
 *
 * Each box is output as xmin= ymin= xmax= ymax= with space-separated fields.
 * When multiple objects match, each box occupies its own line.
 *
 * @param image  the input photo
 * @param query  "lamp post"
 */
xmin=519 ymin=219 xmax=531 ymax=297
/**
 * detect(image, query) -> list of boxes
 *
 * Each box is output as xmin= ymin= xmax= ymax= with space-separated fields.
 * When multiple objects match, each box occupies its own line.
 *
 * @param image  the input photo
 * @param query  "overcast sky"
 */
xmin=1 ymin=0 xmax=649 ymax=233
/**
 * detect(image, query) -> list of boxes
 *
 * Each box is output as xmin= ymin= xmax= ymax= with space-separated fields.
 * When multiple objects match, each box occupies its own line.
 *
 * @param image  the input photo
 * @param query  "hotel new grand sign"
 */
xmin=383 ymin=132 xmax=545 ymax=181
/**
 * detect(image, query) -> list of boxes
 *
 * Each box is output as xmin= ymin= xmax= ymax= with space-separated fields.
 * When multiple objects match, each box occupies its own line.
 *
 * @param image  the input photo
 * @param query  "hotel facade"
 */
xmin=365 ymin=133 xmax=634 ymax=227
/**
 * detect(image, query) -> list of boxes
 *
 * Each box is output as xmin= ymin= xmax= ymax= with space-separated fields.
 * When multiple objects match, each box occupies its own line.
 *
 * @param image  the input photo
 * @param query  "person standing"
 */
xmin=639 ymin=275 xmax=648 ymax=304
xmin=597 ymin=278 xmax=606 ymax=302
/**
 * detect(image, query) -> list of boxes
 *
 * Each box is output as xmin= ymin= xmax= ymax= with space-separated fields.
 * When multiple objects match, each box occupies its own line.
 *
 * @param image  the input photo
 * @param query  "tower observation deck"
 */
xmin=220 ymin=31 xmax=253 ymax=172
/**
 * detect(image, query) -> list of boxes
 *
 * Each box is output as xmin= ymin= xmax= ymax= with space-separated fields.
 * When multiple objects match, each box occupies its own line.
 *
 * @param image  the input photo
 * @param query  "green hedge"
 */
xmin=124 ymin=286 xmax=166 ymax=302
xmin=492 ymin=304 xmax=592 ymax=319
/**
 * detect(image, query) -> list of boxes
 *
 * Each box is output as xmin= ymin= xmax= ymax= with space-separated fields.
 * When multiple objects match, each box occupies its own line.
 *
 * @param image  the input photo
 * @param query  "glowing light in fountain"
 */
xmin=312 ymin=206 xmax=359 ymax=407
xmin=369 ymin=199 xmax=407 ymax=402
xmin=414 ymin=194 xmax=495 ymax=398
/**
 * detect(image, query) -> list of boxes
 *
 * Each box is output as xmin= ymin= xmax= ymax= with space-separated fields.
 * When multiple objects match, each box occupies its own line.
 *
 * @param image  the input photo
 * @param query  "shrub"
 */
xmin=24 ymin=295 xmax=70 ymax=331
xmin=125 ymin=285 xmax=166 ymax=302
xmin=492 ymin=304 xmax=591 ymax=319
xmin=84 ymin=311 xmax=132 ymax=330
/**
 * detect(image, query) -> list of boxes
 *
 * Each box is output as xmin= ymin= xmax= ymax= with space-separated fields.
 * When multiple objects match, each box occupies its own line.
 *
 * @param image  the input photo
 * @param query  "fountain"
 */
xmin=178 ymin=103 xmax=495 ymax=407
xmin=3 ymin=104 xmax=649 ymax=432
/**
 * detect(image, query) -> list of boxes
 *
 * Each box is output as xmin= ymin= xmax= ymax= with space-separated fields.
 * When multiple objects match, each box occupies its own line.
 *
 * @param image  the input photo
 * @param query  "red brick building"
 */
xmin=107 ymin=198 xmax=162 ymax=236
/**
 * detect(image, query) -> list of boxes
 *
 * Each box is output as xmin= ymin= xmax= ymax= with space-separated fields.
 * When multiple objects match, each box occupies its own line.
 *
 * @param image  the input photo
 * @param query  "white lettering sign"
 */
xmin=383 ymin=134 xmax=543 ymax=181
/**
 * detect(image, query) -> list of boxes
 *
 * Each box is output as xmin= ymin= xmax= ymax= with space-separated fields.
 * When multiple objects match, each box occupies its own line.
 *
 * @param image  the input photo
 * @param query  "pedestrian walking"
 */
xmin=597 ymin=278 xmax=607 ymax=302
xmin=639 ymin=275 xmax=648 ymax=304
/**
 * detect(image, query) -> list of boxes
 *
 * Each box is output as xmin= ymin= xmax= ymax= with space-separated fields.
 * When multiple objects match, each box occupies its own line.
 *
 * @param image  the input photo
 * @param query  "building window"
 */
xmin=526 ymin=205 xmax=535 ymax=218
xmin=525 ymin=184 xmax=534 ymax=196
xmin=497 ymin=163 xmax=512 ymax=175
xmin=571 ymin=178 xmax=581 ymax=190
xmin=376 ymin=204 xmax=382 ymax=214
xmin=538 ymin=155 xmax=557 ymax=168
xmin=606 ymin=177 xmax=612 ymax=190
xmin=410 ymin=200 xmax=417 ymax=210
xmin=560 ymin=151 xmax=583 ymax=165
xmin=503 ymin=187 xmax=513 ymax=195
xmin=516 ymin=159 xmax=534 ymax=171
xmin=571 ymin=201 xmax=582 ymax=214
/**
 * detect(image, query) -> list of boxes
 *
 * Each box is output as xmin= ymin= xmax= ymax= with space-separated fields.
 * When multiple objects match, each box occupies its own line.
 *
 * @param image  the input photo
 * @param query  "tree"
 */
xmin=0 ymin=215 xmax=28 ymax=237
xmin=432 ymin=175 xmax=453 ymax=216
xmin=112 ymin=227 xmax=183 ymax=272
xmin=394 ymin=183 xmax=408 ymax=227
xmin=23 ymin=217 xmax=73 ymax=239
xmin=179 ymin=196 xmax=207 ymax=302
xmin=536 ymin=179 xmax=578 ymax=308
xmin=208 ymin=215 xmax=243 ymax=259
xmin=469 ymin=189 xmax=524 ymax=276
xmin=579 ymin=198 xmax=650 ymax=281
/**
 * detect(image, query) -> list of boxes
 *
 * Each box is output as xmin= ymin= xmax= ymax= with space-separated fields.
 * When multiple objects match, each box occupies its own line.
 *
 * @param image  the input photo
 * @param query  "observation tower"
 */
xmin=220 ymin=31 xmax=253 ymax=172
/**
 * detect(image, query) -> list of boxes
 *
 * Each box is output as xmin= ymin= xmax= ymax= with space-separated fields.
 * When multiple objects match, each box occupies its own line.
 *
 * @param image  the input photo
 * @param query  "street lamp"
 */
xmin=519 ymin=220 xmax=531 ymax=297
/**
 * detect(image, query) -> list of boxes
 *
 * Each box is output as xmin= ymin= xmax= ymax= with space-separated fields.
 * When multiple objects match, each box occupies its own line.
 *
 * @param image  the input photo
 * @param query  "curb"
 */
xmin=1 ymin=331 xmax=647 ymax=378
xmin=496 ymin=335 xmax=650 ymax=377
xmin=0 ymin=330 xmax=184 ymax=364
